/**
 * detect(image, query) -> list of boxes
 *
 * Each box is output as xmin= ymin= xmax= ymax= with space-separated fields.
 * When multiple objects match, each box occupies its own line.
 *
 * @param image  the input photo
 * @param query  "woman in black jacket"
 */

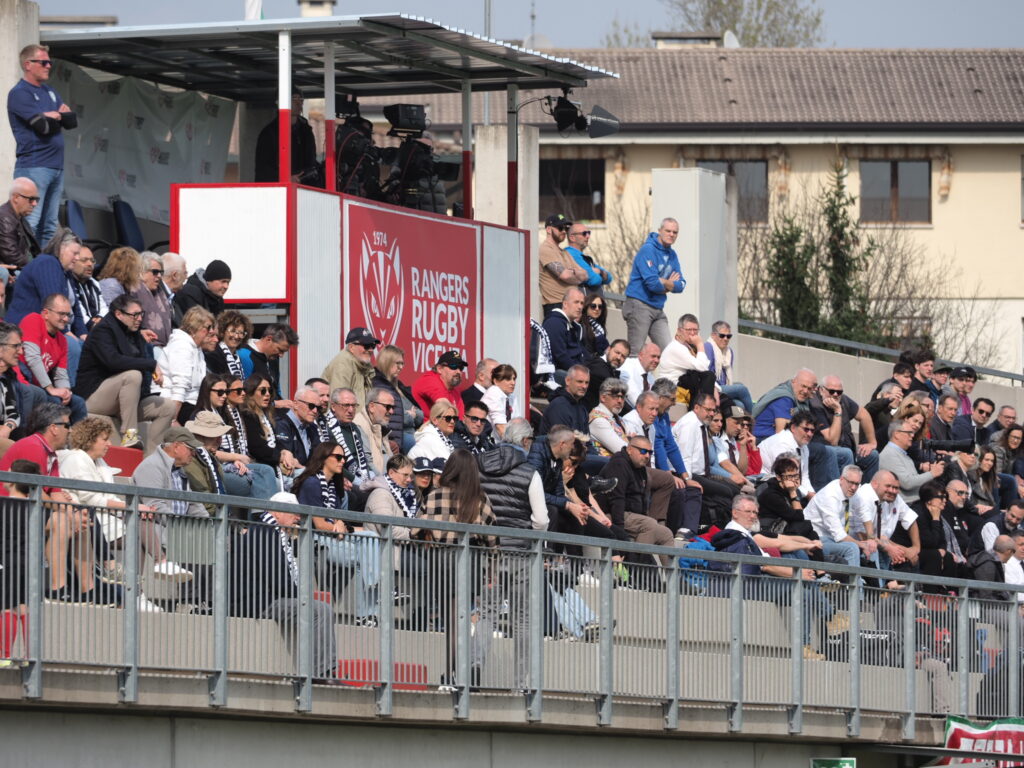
xmin=914 ymin=479 xmax=967 ymax=594
xmin=372 ymin=344 xmax=419 ymax=453
xmin=757 ymin=454 xmax=826 ymax=567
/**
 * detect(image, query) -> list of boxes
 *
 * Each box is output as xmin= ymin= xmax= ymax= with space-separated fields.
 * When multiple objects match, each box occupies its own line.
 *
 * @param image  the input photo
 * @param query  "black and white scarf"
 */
xmin=430 ymin=423 xmax=455 ymax=452
xmin=385 ymin=477 xmax=418 ymax=519
xmin=220 ymin=406 xmax=249 ymax=456
xmin=316 ymin=472 xmax=344 ymax=512
xmin=219 ymin=342 xmax=244 ymax=379
xmin=531 ymin=318 xmax=554 ymax=375
xmin=586 ymin=316 xmax=606 ymax=343
xmin=261 ymin=510 xmax=299 ymax=586
xmin=197 ymin=447 xmax=225 ymax=494
xmin=258 ymin=411 xmax=277 ymax=448
xmin=324 ymin=413 xmax=371 ymax=481
xmin=315 ymin=412 xmax=332 ymax=443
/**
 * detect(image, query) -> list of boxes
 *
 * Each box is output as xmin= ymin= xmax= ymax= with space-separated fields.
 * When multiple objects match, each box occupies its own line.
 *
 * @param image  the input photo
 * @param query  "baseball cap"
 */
xmin=164 ymin=426 xmax=203 ymax=450
xmin=345 ymin=327 xmax=380 ymax=347
xmin=951 ymin=366 xmax=977 ymax=381
xmin=724 ymin=405 xmax=750 ymax=420
xmin=430 ymin=457 xmax=446 ymax=474
xmin=412 ymin=457 xmax=434 ymax=474
xmin=436 ymin=350 xmax=467 ymax=370
xmin=544 ymin=213 xmax=571 ymax=229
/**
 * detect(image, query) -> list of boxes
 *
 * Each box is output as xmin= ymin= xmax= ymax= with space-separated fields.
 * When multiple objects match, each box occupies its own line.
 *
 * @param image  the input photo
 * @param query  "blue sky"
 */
xmin=38 ymin=0 xmax=1024 ymax=48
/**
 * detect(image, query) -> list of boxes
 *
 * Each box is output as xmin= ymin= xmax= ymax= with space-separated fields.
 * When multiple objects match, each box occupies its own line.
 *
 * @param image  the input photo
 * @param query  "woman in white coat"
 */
xmin=155 ymin=305 xmax=215 ymax=425
xmin=59 ymin=417 xmax=192 ymax=611
xmin=408 ymin=399 xmax=458 ymax=463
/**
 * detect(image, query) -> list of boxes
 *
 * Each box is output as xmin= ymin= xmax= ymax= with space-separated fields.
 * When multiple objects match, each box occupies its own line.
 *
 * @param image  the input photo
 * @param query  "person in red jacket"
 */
xmin=411 ymin=350 xmax=467 ymax=419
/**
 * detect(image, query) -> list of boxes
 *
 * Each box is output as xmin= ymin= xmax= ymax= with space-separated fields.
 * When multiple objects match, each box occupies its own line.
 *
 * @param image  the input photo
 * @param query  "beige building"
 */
xmin=380 ymin=45 xmax=1024 ymax=373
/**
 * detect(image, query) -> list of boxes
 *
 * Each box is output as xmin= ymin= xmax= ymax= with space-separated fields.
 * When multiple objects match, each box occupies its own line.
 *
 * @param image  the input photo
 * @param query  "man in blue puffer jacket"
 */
xmin=622 ymin=218 xmax=685 ymax=354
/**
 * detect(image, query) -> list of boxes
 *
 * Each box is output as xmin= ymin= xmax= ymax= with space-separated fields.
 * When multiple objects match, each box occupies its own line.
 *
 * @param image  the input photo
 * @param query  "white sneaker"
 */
xmin=137 ymin=593 xmax=163 ymax=613
xmin=153 ymin=561 xmax=193 ymax=582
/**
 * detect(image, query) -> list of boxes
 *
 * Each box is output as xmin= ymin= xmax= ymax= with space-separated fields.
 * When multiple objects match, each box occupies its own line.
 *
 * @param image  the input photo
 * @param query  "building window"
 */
xmin=859 ymin=160 xmax=931 ymax=223
xmin=538 ymin=159 xmax=605 ymax=222
xmin=696 ymin=160 xmax=768 ymax=223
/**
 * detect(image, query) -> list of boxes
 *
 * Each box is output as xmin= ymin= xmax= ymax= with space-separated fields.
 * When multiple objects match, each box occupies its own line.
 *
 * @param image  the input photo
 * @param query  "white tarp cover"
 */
xmin=55 ymin=61 xmax=236 ymax=225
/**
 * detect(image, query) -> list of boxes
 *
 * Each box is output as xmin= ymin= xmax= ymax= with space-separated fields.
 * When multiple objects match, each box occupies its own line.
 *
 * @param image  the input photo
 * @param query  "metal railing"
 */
xmin=0 ymin=470 xmax=1021 ymax=731
xmin=738 ymin=319 xmax=1024 ymax=385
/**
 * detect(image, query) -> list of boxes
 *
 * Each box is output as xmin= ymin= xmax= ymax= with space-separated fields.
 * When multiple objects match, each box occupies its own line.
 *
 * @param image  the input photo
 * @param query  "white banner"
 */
xmin=934 ymin=716 xmax=1024 ymax=767
xmin=54 ymin=61 xmax=237 ymax=225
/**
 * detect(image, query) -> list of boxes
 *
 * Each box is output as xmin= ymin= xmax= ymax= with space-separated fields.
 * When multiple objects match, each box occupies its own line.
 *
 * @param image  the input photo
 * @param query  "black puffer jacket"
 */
xmin=478 ymin=444 xmax=537 ymax=549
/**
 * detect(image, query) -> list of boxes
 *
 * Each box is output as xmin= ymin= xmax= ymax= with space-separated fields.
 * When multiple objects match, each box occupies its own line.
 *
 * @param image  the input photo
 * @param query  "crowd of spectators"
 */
xmin=1 ymin=40 xmax=1021 ymax=690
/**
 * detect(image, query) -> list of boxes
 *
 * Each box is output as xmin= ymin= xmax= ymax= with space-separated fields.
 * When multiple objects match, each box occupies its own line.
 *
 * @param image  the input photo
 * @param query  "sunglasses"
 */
xmin=227 ymin=386 xmax=244 ymax=394
xmin=28 ymin=59 xmax=52 ymax=67
xmin=465 ymin=415 xmax=486 ymax=424
xmin=14 ymin=193 xmax=40 ymax=203
xmin=300 ymin=400 xmax=322 ymax=409
xmin=824 ymin=388 xmax=844 ymax=397
xmin=717 ymin=333 xmax=733 ymax=340
xmin=588 ymin=302 xmax=604 ymax=309
xmin=210 ymin=388 xmax=227 ymax=396
xmin=633 ymin=447 xmax=652 ymax=456
xmin=371 ymin=402 xmax=395 ymax=412
xmin=255 ymin=386 xmax=271 ymax=394
xmin=149 ymin=268 xmax=164 ymax=276
xmin=573 ymin=230 xmax=592 ymax=237
xmin=441 ymin=415 xmax=457 ymax=423
xmin=328 ymin=453 xmax=345 ymax=461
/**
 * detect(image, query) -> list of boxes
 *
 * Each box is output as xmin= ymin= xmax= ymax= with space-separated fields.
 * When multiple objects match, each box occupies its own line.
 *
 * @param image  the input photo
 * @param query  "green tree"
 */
xmin=764 ymin=215 xmax=820 ymax=331
xmin=600 ymin=15 xmax=654 ymax=49
xmin=659 ymin=0 xmax=824 ymax=47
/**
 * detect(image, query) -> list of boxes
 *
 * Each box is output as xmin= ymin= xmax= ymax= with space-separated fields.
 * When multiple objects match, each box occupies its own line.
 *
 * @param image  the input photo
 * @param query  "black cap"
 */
xmin=345 ymin=327 xmax=380 ymax=347
xmin=430 ymin=457 xmax=446 ymax=474
xmin=934 ymin=364 xmax=954 ymax=374
xmin=205 ymin=259 xmax=232 ymax=282
xmin=412 ymin=457 xmax=433 ymax=473
xmin=436 ymin=350 xmax=467 ymax=369
xmin=544 ymin=213 xmax=571 ymax=229
xmin=951 ymin=366 xmax=977 ymax=380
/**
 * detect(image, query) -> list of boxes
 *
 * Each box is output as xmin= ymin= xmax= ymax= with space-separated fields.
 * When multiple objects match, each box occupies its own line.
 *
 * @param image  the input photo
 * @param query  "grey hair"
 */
xmin=635 ymin=391 xmax=659 ymax=409
xmin=731 ymin=493 xmax=759 ymax=512
xmin=293 ymin=385 xmax=316 ymax=402
xmin=994 ymin=535 xmax=1016 ymax=555
xmin=710 ymin=320 xmax=731 ymax=335
xmin=140 ymin=250 xmax=163 ymax=269
xmin=880 ymin=381 xmax=902 ymax=396
xmin=566 ymin=364 xmax=590 ymax=380
xmin=599 ymin=377 xmax=627 ymax=396
xmin=888 ymin=419 xmax=907 ymax=439
xmin=841 ymin=464 xmax=863 ymax=481
xmin=547 ymin=425 xmax=575 ymax=446
xmin=651 ymin=377 xmax=676 ymax=398
xmin=562 ymin=286 xmax=585 ymax=302
xmin=329 ymin=387 xmax=355 ymax=404
xmin=28 ymin=402 xmax=70 ymax=434
xmin=366 ymin=387 xmax=394 ymax=405
xmin=502 ymin=418 xmax=534 ymax=448
xmin=0 ymin=322 xmax=20 ymax=347
xmin=43 ymin=226 xmax=82 ymax=257
xmin=659 ymin=217 xmax=678 ymax=229
xmin=161 ymin=251 xmax=185 ymax=272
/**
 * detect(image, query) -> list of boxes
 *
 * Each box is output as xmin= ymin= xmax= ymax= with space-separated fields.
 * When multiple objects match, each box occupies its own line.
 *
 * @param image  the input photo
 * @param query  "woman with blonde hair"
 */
xmin=408 ymin=398 xmax=458 ymax=462
xmin=155 ymin=305 xmax=215 ymax=424
xmin=97 ymin=246 xmax=143 ymax=306
xmin=371 ymin=344 xmax=420 ymax=452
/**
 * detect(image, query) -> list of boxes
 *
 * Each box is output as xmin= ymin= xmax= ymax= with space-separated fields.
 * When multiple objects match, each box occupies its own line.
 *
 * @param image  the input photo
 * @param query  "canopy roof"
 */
xmin=41 ymin=13 xmax=618 ymax=102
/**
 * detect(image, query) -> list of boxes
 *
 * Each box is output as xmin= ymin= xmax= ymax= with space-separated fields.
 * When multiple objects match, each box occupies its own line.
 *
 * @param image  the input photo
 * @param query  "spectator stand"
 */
xmin=42 ymin=14 xmax=618 ymax=398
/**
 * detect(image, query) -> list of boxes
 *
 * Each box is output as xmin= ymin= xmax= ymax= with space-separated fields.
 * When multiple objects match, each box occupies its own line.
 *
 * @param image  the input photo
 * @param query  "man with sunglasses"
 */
xmin=322 ymin=327 xmax=378 ymax=407
xmin=0 ymin=178 xmax=41 ymax=271
xmin=951 ymin=396 xmax=994 ymax=444
xmin=240 ymin=323 xmax=298 ymax=407
xmin=7 ymin=44 xmax=77 ymax=245
xmin=565 ymin=224 xmax=612 ymax=295
xmin=807 ymin=374 xmax=879 ymax=486
xmin=703 ymin=320 xmax=753 ymax=413
xmin=68 ymin=246 xmax=108 ymax=334
xmin=539 ymin=213 xmax=588 ymax=317
xmin=274 ymin=385 xmax=323 ymax=468
xmin=16 ymin=293 xmax=87 ymax=424
xmin=411 ymin=349 xmax=467 ymax=419
xmin=450 ymin=400 xmax=495 ymax=455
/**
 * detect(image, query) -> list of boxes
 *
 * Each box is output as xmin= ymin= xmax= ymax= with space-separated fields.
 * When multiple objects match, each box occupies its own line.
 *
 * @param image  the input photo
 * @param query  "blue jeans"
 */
xmin=821 ymin=535 xmax=862 ymax=568
xmin=854 ymin=448 xmax=880 ymax=482
xmin=547 ymin=584 xmax=597 ymax=638
xmin=316 ymin=530 xmax=380 ymax=619
xmin=18 ymin=381 xmax=88 ymax=424
xmin=64 ymin=333 xmax=82 ymax=387
xmin=222 ymin=461 xmax=279 ymax=500
xmin=16 ymin=166 xmax=63 ymax=245
xmin=808 ymin=442 xmax=854 ymax=490
xmin=719 ymin=383 xmax=753 ymax=413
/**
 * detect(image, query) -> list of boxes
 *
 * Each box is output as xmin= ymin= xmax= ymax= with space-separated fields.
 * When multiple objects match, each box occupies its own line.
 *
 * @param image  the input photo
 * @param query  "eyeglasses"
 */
xmin=149 ymin=268 xmax=164 ymax=276
xmin=0 ymin=342 xmax=23 ymax=350
xmin=465 ymin=415 xmax=486 ymax=424
xmin=716 ymin=333 xmax=733 ymax=340
xmin=45 ymin=309 xmax=72 ymax=318
xmin=210 ymin=388 xmax=227 ymax=396
xmin=14 ymin=193 xmax=40 ymax=204
xmin=119 ymin=310 xmax=144 ymax=319
xmin=328 ymin=453 xmax=345 ymax=461
xmin=335 ymin=402 xmax=357 ymax=410
xmin=796 ymin=425 xmax=815 ymax=433
xmin=441 ymin=415 xmax=457 ymax=423
xmin=896 ymin=429 xmax=917 ymax=436
xmin=951 ymin=490 xmax=969 ymax=497
xmin=608 ymin=392 xmax=626 ymax=399
xmin=572 ymin=230 xmax=592 ymax=237
xmin=28 ymin=59 xmax=52 ymax=67
xmin=53 ymin=422 xmax=70 ymax=429
xmin=779 ymin=473 xmax=801 ymax=481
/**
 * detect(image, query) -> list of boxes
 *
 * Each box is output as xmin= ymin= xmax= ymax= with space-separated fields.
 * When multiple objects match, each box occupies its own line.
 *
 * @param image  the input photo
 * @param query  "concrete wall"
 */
xmin=0 ymin=0 xmax=40 ymax=181
xmin=0 ymin=708 xmax=877 ymax=768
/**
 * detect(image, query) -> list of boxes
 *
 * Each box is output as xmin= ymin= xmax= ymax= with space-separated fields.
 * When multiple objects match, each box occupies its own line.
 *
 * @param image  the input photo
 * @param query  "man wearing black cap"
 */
xmin=321 ymin=327 xmax=378 ymax=407
xmin=947 ymin=366 xmax=977 ymax=417
xmin=411 ymin=350 xmax=466 ymax=419
xmin=173 ymin=259 xmax=231 ymax=319
xmin=539 ymin=213 xmax=588 ymax=318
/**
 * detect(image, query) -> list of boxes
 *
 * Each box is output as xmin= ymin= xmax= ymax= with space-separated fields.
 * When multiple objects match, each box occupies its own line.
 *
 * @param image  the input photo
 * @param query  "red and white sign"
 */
xmin=935 ymin=716 xmax=1024 ymax=766
xmin=343 ymin=201 xmax=481 ymax=383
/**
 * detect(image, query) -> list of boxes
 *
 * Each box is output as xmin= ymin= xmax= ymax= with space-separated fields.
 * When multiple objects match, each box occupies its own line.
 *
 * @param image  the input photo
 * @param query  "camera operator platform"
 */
xmin=254 ymin=90 xmax=320 ymax=186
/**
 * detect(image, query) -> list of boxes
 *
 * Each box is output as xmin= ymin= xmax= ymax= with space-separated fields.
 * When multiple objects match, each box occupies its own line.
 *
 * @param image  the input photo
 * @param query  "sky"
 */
xmin=37 ymin=0 xmax=1024 ymax=49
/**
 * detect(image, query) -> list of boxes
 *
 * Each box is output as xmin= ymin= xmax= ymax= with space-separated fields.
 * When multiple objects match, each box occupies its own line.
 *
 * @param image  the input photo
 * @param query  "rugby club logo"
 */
xmin=359 ymin=232 xmax=404 ymax=347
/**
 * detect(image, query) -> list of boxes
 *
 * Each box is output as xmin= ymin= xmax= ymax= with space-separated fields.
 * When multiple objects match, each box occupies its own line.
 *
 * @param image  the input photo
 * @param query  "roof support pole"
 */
xmin=506 ymin=83 xmax=518 ymax=228
xmin=461 ymin=80 xmax=472 ymax=219
xmin=277 ymin=29 xmax=292 ymax=183
xmin=324 ymin=40 xmax=336 ymax=191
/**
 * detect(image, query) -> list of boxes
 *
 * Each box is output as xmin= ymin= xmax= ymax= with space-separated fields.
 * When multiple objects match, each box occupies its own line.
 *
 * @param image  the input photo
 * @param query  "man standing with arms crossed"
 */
xmin=7 ymin=45 xmax=77 ymax=245
xmin=622 ymin=218 xmax=684 ymax=353
xmin=538 ymin=214 xmax=588 ymax=318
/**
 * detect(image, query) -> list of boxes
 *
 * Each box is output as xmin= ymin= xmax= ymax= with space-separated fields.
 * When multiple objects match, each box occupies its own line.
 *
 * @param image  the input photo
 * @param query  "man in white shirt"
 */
xmin=657 ymin=313 xmax=712 ymax=382
xmin=622 ymin=390 xmax=658 ymax=443
xmin=850 ymin=469 xmax=919 ymax=576
xmin=619 ymin=342 xmax=660 ymax=408
xmin=672 ymin=391 xmax=737 ymax=526
xmin=803 ymin=465 xmax=878 ymax=569
xmin=757 ymin=410 xmax=816 ymax=497
xmin=1005 ymin=531 xmax=1024 ymax=602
